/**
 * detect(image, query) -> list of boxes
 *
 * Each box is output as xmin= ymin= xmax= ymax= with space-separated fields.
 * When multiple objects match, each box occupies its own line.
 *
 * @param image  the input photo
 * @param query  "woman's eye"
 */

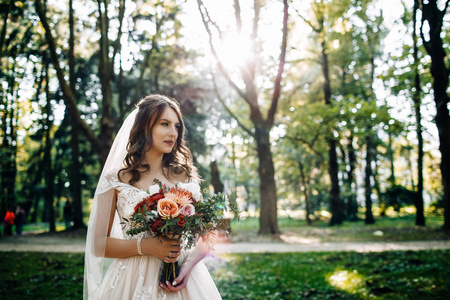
xmin=161 ymin=122 xmax=169 ymax=126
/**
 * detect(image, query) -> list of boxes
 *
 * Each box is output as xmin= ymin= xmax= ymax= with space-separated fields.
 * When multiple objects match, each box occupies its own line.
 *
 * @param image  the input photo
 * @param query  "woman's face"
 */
xmin=150 ymin=107 xmax=180 ymax=155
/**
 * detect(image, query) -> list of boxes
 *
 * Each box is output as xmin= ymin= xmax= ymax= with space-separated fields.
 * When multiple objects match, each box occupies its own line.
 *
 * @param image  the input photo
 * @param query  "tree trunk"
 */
xmin=68 ymin=0 xmax=84 ymax=229
xmin=0 ymin=0 xmax=13 ymax=61
xmin=346 ymin=134 xmax=358 ymax=221
xmin=1 ymin=53 xmax=18 ymax=219
xmin=363 ymin=24 xmax=379 ymax=225
xmin=381 ymin=132 xmax=395 ymax=215
xmin=255 ymin=123 xmax=280 ymax=234
xmin=419 ymin=0 xmax=450 ymax=230
xmin=97 ymin=0 xmax=114 ymax=164
xmin=298 ymin=161 xmax=312 ymax=226
xmin=210 ymin=160 xmax=224 ymax=194
xmin=413 ymin=0 xmax=425 ymax=226
xmin=320 ymin=40 xmax=342 ymax=225
xmin=364 ymin=137 xmax=375 ymax=224
xmin=43 ymin=57 xmax=56 ymax=232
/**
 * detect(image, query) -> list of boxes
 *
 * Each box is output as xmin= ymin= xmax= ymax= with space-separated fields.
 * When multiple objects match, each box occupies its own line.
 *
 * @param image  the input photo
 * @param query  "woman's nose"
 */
xmin=169 ymin=126 xmax=177 ymax=137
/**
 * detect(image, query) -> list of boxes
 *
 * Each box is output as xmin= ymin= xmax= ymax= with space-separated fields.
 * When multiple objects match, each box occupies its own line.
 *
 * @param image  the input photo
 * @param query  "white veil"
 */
xmin=83 ymin=108 xmax=138 ymax=299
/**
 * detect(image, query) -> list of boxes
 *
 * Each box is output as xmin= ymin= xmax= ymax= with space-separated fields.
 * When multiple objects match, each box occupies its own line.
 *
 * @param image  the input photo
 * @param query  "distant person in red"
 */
xmin=3 ymin=209 xmax=15 ymax=236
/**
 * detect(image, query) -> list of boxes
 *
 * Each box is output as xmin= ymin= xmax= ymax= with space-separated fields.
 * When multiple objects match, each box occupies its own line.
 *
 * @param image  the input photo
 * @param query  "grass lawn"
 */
xmin=0 ymin=250 xmax=449 ymax=300
xmin=229 ymin=214 xmax=450 ymax=243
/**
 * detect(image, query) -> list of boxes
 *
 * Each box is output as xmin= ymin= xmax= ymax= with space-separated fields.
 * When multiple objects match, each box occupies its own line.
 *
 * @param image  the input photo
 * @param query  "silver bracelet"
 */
xmin=137 ymin=237 xmax=143 ymax=255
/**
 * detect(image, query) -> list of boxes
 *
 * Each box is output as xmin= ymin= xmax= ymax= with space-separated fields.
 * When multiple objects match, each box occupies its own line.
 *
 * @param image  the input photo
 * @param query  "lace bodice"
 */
xmin=115 ymin=183 xmax=149 ymax=239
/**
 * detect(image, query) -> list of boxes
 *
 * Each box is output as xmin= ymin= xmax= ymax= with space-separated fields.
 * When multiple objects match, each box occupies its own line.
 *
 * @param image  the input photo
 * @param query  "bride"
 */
xmin=83 ymin=94 xmax=222 ymax=299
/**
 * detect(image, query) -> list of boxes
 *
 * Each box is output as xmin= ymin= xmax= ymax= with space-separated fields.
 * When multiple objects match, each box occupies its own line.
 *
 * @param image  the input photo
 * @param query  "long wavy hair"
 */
xmin=118 ymin=94 xmax=199 ymax=185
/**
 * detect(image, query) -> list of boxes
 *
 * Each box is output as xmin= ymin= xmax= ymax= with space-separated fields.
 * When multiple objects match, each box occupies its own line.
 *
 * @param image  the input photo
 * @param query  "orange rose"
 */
xmin=177 ymin=216 xmax=186 ymax=227
xmin=157 ymin=198 xmax=179 ymax=218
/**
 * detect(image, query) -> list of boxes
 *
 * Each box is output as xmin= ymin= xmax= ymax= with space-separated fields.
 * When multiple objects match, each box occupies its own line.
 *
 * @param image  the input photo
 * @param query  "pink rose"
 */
xmin=179 ymin=204 xmax=195 ymax=216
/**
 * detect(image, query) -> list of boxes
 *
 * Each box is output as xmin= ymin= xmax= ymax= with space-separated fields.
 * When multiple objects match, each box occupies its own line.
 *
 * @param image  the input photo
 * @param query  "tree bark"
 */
xmin=68 ymin=0 xmax=84 ymax=229
xmin=97 ymin=0 xmax=114 ymax=160
xmin=0 ymin=0 xmax=13 ymax=61
xmin=298 ymin=161 xmax=312 ymax=226
xmin=210 ymin=160 xmax=224 ymax=194
xmin=413 ymin=0 xmax=425 ymax=226
xmin=1 ymin=50 xmax=18 ymax=221
xmin=320 ymin=39 xmax=343 ymax=225
xmin=346 ymin=134 xmax=358 ymax=221
xmin=419 ymin=0 xmax=450 ymax=230
xmin=364 ymin=137 xmax=375 ymax=224
xmin=43 ymin=56 xmax=56 ymax=232
xmin=255 ymin=123 xmax=280 ymax=234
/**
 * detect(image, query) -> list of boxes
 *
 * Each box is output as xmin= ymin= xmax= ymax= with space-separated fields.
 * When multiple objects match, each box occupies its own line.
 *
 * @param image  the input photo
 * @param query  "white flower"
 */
xmin=178 ymin=181 xmax=203 ymax=202
xmin=134 ymin=191 xmax=148 ymax=203
xmin=123 ymin=204 xmax=136 ymax=219
xmin=145 ymin=210 xmax=158 ymax=221
xmin=148 ymin=184 xmax=160 ymax=195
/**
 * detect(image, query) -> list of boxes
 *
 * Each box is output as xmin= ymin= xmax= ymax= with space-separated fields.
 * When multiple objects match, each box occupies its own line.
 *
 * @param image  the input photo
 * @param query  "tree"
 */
xmin=413 ymin=0 xmax=425 ymax=226
xmin=0 ymin=0 xmax=32 ymax=221
xmin=34 ymin=0 xmax=193 ymax=228
xmin=42 ymin=54 xmax=56 ymax=232
xmin=196 ymin=0 xmax=289 ymax=234
xmin=66 ymin=0 xmax=83 ymax=229
xmin=418 ymin=0 xmax=450 ymax=230
xmin=299 ymin=0 xmax=344 ymax=225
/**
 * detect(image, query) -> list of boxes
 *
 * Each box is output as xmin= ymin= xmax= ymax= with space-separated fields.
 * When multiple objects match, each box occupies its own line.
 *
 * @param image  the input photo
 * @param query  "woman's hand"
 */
xmin=142 ymin=235 xmax=182 ymax=263
xmin=159 ymin=263 xmax=192 ymax=292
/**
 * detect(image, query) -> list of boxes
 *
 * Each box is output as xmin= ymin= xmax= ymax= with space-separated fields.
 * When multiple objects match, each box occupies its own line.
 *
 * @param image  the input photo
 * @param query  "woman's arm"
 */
xmin=104 ymin=236 xmax=182 ymax=261
xmin=161 ymin=236 xmax=212 ymax=292
xmin=103 ymin=190 xmax=182 ymax=261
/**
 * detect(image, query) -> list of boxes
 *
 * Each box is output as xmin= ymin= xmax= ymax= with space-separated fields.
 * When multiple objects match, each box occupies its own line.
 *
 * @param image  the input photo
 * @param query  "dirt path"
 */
xmin=1 ymin=235 xmax=450 ymax=253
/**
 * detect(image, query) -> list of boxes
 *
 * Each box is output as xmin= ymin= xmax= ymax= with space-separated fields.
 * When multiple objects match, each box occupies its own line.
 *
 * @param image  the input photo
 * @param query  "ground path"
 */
xmin=1 ymin=235 xmax=450 ymax=254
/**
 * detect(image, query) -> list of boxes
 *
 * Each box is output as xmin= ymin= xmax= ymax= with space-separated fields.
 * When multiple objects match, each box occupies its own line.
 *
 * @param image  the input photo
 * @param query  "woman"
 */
xmin=84 ymin=94 xmax=222 ymax=299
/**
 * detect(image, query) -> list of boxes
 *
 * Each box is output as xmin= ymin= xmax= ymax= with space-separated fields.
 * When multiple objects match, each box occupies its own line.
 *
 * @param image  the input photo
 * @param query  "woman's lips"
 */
xmin=164 ymin=141 xmax=174 ymax=146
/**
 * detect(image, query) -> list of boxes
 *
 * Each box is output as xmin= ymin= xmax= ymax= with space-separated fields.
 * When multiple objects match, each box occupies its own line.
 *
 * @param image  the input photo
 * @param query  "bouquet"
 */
xmin=123 ymin=179 xmax=239 ymax=284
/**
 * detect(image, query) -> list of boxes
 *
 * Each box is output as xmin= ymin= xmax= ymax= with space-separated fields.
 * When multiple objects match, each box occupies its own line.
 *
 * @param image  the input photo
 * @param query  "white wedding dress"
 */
xmin=97 ymin=179 xmax=222 ymax=300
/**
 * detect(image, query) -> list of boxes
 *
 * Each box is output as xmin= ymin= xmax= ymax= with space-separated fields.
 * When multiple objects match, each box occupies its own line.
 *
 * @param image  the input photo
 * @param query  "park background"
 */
xmin=1 ymin=0 xmax=450 ymax=299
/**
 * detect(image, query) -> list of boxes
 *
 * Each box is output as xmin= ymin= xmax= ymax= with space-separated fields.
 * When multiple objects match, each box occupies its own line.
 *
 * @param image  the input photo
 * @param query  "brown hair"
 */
xmin=118 ymin=94 xmax=199 ymax=185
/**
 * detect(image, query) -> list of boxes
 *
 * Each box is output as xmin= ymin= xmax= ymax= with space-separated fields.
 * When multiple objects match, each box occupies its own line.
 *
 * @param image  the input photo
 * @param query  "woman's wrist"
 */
xmin=137 ymin=237 xmax=143 ymax=255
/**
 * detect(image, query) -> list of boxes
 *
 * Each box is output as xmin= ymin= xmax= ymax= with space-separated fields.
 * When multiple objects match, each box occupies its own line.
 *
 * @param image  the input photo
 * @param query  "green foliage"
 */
xmin=381 ymin=185 xmax=416 ymax=212
xmin=429 ymin=196 xmax=444 ymax=216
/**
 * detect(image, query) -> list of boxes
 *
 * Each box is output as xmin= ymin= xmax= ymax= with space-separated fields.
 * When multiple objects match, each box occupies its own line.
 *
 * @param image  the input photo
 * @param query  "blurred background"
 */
xmin=1 ymin=0 xmax=449 ymax=236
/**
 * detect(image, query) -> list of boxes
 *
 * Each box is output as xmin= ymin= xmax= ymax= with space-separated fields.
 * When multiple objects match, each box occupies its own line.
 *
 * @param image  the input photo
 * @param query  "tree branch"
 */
xmin=286 ymin=135 xmax=325 ymax=164
xmin=34 ymin=0 xmax=101 ymax=154
xmin=234 ymin=0 xmax=242 ymax=32
xmin=211 ymin=71 xmax=254 ymax=137
xmin=196 ymin=0 xmax=249 ymax=103
xmin=267 ymin=0 xmax=288 ymax=128
xmin=110 ymin=0 xmax=126 ymax=79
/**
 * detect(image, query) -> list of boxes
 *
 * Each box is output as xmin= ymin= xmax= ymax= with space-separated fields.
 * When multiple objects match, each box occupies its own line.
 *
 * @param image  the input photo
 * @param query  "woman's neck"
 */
xmin=144 ymin=149 xmax=164 ymax=172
